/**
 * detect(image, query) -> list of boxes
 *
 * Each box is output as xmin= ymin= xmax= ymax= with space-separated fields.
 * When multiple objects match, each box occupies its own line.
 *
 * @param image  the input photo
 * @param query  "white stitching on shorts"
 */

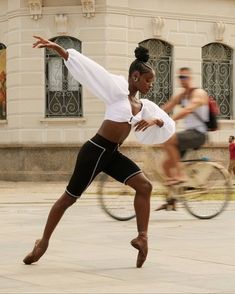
xmin=124 ymin=170 xmax=142 ymax=184
xmin=65 ymin=188 xmax=81 ymax=198
xmin=84 ymin=139 xmax=106 ymax=190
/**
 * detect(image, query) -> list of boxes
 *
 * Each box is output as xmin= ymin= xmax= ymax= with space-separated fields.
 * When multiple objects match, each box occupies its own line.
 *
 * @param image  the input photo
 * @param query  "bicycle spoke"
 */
xmin=97 ymin=173 xmax=136 ymax=221
xmin=183 ymin=162 xmax=231 ymax=219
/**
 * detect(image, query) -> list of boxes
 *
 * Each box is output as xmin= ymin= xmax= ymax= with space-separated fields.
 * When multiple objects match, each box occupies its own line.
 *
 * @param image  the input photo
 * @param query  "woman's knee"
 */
xmin=135 ymin=179 xmax=153 ymax=195
xmin=145 ymin=180 xmax=153 ymax=194
xmin=138 ymin=181 xmax=152 ymax=200
xmin=126 ymin=173 xmax=152 ymax=195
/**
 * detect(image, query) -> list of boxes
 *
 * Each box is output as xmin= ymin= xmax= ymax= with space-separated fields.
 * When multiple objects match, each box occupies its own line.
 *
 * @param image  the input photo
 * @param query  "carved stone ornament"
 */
xmin=28 ymin=0 xmax=42 ymax=20
xmin=55 ymin=14 xmax=68 ymax=35
xmin=214 ymin=21 xmax=226 ymax=41
xmin=81 ymin=0 xmax=95 ymax=18
xmin=152 ymin=17 xmax=165 ymax=37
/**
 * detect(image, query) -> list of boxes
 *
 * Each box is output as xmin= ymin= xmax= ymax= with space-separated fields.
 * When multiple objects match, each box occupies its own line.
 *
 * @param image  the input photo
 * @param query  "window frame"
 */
xmin=45 ymin=36 xmax=83 ymax=118
xmin=139 ymin=38 xmax=173 ymax=107
xmin=202 ymin=42 xmax=233 ymax=119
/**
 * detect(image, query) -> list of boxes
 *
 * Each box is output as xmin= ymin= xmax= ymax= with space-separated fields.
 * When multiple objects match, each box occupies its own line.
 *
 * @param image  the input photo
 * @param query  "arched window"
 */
xmin=139 ymin=39 xmax=173 ymax=106
xmin=202 ymin=43 xmax=233 ymax=119
xmin=45 ymin=36 xmax=82 ymax=118
xmin=0 ymin=43 xmax=6 ymax=120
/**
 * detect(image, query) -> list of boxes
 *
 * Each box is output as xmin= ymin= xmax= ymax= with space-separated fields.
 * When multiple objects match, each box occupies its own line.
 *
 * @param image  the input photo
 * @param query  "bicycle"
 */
xmin=97 ymin=146 xmax=232 ymax=221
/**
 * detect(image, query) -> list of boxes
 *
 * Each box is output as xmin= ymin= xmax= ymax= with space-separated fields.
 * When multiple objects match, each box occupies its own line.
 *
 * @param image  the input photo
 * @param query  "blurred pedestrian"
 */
xmin=228 ymin=135 xmax=235 ymax=178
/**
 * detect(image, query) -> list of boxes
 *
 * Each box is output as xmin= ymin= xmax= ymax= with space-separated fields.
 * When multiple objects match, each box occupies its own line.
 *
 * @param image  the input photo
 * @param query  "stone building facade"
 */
xmin=0 ymin=0 xmax=234 ymax=180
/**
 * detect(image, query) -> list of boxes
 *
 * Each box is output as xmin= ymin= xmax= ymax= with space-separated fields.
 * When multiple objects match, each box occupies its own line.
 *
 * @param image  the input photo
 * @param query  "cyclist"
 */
xmin=156 ymin=67 xmax=209 ymax=210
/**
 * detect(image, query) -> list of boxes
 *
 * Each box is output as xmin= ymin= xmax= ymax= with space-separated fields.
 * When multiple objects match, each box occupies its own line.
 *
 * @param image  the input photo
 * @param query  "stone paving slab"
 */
xmin=0 ymin=181 xmax=235 ymax=293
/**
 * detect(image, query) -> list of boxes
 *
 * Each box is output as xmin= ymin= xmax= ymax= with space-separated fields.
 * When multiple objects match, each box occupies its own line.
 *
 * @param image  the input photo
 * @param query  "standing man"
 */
xmin=228 ymin=135 xmax=235 ymax=178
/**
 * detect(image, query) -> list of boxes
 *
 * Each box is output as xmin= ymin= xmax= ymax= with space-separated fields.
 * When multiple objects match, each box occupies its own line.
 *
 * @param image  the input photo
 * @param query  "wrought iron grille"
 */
xmin=45 ymin=36 xmax=83 ymax=117
xmin=202 ymin=43 xmax=233 ymax=119
xmin=139 ymin=39 xmax=172 ymax=107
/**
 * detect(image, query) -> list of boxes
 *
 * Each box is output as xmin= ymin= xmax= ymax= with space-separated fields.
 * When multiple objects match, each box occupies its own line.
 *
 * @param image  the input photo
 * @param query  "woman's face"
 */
xmin=137 ymin=70 xmax=155 ymax=95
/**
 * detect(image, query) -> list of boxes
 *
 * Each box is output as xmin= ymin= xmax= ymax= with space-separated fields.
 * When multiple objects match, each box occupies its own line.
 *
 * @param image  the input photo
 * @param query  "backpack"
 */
xmin=206 ymin=96 xmax=220 ymax=131
xmin=188 ymin=89 xmax=220 ymax=131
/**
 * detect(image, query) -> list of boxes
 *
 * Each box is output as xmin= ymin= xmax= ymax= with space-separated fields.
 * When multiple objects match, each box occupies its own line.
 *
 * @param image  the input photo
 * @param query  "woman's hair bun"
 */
xmin=134 ymin=46 xmax=149 ymax=63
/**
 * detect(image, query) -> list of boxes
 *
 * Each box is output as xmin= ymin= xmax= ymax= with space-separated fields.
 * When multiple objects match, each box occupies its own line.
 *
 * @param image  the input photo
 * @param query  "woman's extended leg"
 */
xmin=126 ymin=173 xmax=152 ymax=268
xmin=23 ymin=192 xmax=76 ymax=264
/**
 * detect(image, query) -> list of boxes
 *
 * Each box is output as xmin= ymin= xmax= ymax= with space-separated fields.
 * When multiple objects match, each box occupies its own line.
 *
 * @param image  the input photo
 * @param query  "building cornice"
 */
xmin=0 ymin=5 xmax=235 ymax=25
xmin=104 ymin=6 xmax=235 ymax=25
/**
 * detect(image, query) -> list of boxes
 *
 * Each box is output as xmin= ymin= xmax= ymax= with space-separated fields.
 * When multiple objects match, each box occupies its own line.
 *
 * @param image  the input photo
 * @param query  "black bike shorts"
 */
xmin=66 ymin=133 xmax=142 ymax=198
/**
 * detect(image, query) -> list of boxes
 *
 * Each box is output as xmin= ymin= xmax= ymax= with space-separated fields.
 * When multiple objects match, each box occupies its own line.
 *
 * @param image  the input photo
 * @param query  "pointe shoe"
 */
xmin=131 ymin=235 xmax=148 ymax=268
xmin=23 ymin=239 xmax=48 ymax=265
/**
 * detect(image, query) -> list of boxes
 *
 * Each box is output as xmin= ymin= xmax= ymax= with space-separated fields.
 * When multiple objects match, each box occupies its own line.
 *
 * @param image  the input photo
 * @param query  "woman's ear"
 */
xmin=131 ymin=71 xmax=140 ymax=82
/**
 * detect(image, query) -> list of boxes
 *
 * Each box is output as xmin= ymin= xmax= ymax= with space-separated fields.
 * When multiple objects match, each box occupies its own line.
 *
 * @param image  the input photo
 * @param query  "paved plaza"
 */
xmin=0 ymin=181 xmax=235 ymax=293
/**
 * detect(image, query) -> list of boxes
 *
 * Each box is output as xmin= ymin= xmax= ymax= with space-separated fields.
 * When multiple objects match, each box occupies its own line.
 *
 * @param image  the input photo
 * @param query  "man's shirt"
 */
xmin=229 ymin=142 xmax=235 ymax=159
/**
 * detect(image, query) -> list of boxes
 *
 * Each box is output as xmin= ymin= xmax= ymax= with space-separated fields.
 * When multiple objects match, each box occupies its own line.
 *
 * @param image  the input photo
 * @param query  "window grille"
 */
xmin=45 ymin=36 xmax=82 ymax=117
xmin=202 ymin=43 xmax=233 ymax=119
xmin=139 ymin=39 xmax=173 ymax=107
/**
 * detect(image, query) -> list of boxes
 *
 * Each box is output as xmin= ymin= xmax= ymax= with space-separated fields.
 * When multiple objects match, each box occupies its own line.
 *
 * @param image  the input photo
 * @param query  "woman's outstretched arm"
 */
xmin=32 ymin=35 xmax=128 ymax=104
xmin=33 ymin=35 xmax=69 ymax=60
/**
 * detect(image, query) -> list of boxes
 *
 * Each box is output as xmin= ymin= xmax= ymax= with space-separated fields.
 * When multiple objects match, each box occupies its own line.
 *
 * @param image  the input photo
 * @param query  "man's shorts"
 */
xmin=177 ymin=129 xmax=207 ymax=158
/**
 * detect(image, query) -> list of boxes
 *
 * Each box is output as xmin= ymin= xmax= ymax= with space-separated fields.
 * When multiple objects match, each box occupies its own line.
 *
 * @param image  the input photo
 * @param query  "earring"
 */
xmin=133 ymin=77 xmax=138 ymax=82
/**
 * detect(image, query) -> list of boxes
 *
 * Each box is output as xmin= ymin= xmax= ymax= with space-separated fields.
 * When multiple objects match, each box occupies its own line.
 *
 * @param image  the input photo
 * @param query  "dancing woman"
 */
xmin=23 ymin=36 xmax=175 ymax=268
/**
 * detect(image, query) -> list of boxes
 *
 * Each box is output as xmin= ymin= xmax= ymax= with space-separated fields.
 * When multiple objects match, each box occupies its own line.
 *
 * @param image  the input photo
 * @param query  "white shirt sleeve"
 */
xmin=132 ymin=99 xmax=175 ymax=145
xmin=64 ymin=49 xmax=129 ymax=104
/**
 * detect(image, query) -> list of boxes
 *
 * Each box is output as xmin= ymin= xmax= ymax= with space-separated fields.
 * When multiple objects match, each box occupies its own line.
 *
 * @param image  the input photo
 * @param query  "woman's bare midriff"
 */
xmin=97 ymin=120 xmax=131 ymax=144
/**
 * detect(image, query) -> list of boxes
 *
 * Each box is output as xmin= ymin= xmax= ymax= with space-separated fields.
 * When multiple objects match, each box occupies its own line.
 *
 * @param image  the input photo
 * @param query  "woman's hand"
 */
xmin=155 ymin=118 xmax=164 ymax=127
xmin=33 ymin=36 xmax=56 ymax=49
xmin=134 ymin=118 xmax=164 ymax=131
xmin=32 ymin=36 xmax=69 ymax=60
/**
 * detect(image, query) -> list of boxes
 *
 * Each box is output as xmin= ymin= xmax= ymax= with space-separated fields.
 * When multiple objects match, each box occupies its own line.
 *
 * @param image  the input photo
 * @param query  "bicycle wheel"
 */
xmin=182 ymin=161 xmax=231 ymax=219
xmin=97 ymin=172 xmax=136 ymax=221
